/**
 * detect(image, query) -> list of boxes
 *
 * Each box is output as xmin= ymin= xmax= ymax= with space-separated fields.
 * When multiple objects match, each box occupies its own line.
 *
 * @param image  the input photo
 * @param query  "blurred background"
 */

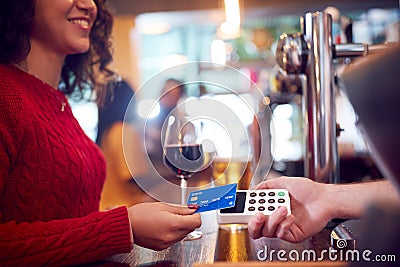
xmin=71 ymin=0 xmax=399 ymax=187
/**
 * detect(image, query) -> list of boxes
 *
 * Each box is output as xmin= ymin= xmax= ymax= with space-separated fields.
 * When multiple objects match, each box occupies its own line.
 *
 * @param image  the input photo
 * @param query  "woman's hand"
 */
xmin=247 ymin=177 xmax=333 ymax=243
xmin=128 ymin=202 xmax=201 ymax=250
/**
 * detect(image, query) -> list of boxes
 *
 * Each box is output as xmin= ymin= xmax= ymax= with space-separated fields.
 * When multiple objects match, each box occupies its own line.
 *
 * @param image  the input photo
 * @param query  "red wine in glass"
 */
xmin=164 ymin=144 xmax=204 ymax=178
xmin=162 ymin=115 xmax=205 ymax=241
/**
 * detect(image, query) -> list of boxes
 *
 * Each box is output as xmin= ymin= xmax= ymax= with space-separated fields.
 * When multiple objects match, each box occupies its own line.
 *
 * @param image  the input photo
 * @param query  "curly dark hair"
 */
xmin=0 ymin=0 xmax=115 ymax=103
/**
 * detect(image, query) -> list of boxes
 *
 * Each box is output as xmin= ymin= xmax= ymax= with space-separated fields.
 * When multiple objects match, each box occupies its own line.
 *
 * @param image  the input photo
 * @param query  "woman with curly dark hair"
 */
xmin=0 ymin=0 xmax=201 ymax=266
xmin=0 ymin=0 xmax=114 ymax=99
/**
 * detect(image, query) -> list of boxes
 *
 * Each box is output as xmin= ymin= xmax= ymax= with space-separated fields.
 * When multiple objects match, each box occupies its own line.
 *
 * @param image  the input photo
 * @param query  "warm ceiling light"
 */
xmin=219 ymin=21 xmax=241 ymax=36
xmin=224 ymin=0 xmax=241 ymax=28
xmin=217 ymin=0 xmax=241 ymax=39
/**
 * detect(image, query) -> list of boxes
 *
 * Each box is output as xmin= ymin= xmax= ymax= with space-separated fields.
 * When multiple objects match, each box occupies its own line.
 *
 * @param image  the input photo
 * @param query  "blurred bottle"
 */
xmin=212 ymin=159 xmax=253 ymax=190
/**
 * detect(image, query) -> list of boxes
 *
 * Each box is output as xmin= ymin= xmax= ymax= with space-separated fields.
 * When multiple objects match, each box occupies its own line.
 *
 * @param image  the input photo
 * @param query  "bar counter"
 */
xmin=94 ymin=162 xmax=356 ymax=267
xmin=108 ymin=210 xmax=343 ymax=267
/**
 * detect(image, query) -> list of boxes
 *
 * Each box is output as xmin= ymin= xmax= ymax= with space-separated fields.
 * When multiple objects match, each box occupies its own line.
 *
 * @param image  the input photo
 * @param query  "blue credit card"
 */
xmin=187 ymin=183 xmax=237 ymax=213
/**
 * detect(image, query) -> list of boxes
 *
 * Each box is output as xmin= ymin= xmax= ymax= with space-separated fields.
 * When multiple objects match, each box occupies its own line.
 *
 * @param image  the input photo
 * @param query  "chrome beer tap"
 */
xmin=275 ymin=11 xmax=393 ymax=183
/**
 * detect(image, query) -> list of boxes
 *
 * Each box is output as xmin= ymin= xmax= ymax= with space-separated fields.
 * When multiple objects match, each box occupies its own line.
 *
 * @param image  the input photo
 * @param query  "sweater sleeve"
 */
xmin=0 ymin=206 xmax=133 ymax=266
xmin=0 ymin=67 xmax=133 ymax=266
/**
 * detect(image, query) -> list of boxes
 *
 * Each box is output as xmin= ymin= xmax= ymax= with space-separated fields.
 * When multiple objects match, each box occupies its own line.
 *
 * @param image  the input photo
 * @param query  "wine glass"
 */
xmin=162 ymin=114 xmax=206 ymax=241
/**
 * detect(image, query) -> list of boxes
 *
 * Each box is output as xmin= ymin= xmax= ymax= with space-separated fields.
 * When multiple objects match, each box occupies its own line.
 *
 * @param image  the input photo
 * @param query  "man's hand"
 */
xmin=248 ymin=177 xmax=332 ymax=243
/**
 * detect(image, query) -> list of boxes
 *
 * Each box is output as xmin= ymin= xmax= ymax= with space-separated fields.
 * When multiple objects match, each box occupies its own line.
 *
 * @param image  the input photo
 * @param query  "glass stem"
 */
xmin=180 ymin=176 xmax=187 ymax=205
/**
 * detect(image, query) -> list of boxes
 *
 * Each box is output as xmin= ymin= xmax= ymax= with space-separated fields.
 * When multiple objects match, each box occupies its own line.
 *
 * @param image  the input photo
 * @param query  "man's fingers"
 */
xmin=248 ymin=212 xmax=266 ymax=239
xmin=261 ymin=206 xmax=288 ymax=238
xmin=275 ymin=214 xmax=296 ymax=240
xmin=254 ymin=176 xmax=289 ymax=190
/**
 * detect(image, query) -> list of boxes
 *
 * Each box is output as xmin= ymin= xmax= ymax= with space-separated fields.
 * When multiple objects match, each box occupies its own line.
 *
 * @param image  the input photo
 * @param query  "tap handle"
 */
xmin=334 ymin=43 xmax=399 ymax=58
xmin=276 ymin=33 xmax=308 ymax=75
xmin=334 ymin=43 xmax=368 ymax=58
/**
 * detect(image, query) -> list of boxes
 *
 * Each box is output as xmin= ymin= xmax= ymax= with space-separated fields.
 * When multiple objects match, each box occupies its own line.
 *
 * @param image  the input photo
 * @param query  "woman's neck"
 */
xmin=24 ymin=41 xmax=66 ymax=89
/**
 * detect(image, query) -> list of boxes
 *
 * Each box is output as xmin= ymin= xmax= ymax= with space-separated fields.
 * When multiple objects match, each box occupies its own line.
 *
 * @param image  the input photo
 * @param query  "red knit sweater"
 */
xmin=0 ymin=64 xmax=132 ymax=266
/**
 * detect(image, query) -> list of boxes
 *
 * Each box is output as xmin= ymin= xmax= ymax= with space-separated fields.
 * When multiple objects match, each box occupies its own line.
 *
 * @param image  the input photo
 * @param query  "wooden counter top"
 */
xmin=108 ymin=210 xmax=342 ymax=267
